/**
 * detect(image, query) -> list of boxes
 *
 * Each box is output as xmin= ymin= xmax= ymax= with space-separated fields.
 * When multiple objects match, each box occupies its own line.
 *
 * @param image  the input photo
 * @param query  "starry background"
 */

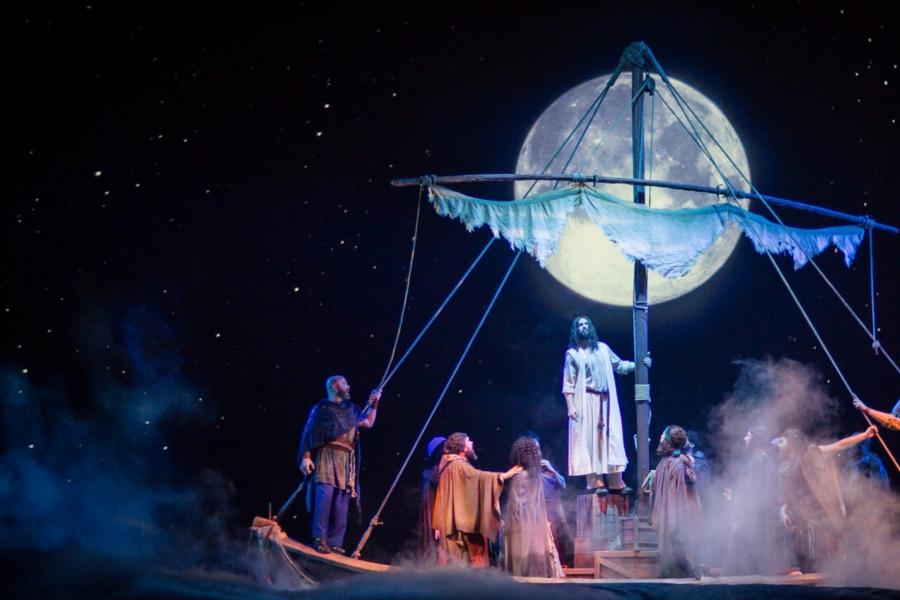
xmin=3 ymin=2 xmax=898 ymax=563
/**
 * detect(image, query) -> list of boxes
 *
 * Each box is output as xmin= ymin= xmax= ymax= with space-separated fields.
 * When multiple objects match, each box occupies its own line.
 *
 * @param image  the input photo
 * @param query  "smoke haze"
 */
xmin=698 ymin=358 xmax=899 ymax=589
xmin=0 ymin=305 xmax=236 ymax=568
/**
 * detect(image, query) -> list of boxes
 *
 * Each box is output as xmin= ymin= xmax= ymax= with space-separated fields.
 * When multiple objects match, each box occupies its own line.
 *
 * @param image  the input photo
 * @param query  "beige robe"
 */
xmin=432 ymin=454 xmax=503 ymax=542
xmin=563 ymin=342 xmax=634 ymax=476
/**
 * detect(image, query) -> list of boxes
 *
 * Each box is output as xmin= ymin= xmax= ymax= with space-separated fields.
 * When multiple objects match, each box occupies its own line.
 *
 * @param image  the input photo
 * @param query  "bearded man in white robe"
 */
xmin=562 ymin=316 xmax=650 ymax=493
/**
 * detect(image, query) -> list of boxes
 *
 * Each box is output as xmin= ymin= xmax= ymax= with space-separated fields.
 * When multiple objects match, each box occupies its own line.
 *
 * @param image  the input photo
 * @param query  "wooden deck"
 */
xmin=251 ymin=516 xmax=824 ymax=587
xmin=525 ymin=571 xmax=824 ymax=586
xmin=251 ymin=516 xmax=394 ymax=582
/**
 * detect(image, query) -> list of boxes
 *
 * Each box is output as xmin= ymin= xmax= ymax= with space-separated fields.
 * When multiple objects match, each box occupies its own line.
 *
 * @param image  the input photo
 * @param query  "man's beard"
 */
xmin=465 ymin=447 xmax=478 ymax=461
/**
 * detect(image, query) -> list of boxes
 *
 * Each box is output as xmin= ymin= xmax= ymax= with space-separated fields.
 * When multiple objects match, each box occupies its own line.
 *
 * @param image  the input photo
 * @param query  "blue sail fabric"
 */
xmin=428 ymin=185 xmax=863 ymax=278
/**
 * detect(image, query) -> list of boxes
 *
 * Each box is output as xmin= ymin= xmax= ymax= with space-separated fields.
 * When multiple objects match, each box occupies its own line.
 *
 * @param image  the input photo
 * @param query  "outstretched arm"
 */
xmin=609 ymin=348 xmax=651 ymax=374
xmin=608 ymin=347 xmax=635 ymax=374
xmin=818 ymin=425 xmax=878 ymax=455
xmin=500 ymin=465 xmax=524 ymax=482
xmin=541 ymin=459 xmax=566 ymax=488
xmin=854 ymin=398 xmax=900 ymax=431
xmin=359 ymin=389 xmax=382 ymax=429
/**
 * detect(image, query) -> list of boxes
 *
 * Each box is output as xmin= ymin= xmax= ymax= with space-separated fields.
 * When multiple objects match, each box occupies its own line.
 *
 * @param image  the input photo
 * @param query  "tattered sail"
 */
xmin=428 ymin=184 xmax=864 ymax=278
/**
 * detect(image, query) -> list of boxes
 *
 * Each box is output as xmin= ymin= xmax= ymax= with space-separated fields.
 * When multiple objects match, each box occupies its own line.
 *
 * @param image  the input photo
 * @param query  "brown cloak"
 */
xmin=651 ymin=453 xmax=702 ymax=576
xmin=777 ymin=444 xmax=846 ymax=571
xmin=432 ymin=454 xmax=503 ymax=542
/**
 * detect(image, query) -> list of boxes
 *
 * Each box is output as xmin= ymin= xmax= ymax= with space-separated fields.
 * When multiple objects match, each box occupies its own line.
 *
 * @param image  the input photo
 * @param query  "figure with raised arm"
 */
xmin=298 ymin=375 xmax=381 ymax=555
xmin=432 ymin=432 xmax=522 ymax=567
xmin=773 ymin=425 xmax=877 ymax=573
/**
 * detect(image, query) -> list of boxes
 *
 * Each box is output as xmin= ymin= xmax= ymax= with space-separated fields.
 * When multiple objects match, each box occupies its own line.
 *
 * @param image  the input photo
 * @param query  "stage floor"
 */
xmin=6 ymin=549 xmax=897 ymax=599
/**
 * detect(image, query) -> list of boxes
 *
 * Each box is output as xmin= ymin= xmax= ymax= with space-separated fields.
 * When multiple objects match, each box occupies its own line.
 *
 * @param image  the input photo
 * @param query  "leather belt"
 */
xmin=325 ymin=441 xmax=354 ymax=452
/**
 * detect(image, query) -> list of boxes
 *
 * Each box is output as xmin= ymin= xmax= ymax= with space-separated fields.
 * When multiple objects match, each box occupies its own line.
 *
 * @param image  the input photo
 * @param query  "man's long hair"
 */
xmin=444 ymin=432 xmax=469 ymax=455
xmin=569 ymin=316 xmax=599 ymax=349
xmin=510 ymin=435 xmax=542 ymax=474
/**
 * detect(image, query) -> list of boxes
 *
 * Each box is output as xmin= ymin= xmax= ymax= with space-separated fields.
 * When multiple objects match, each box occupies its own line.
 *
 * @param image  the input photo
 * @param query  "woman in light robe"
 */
xmin=501 ymin=435 xmax=564 ymax=578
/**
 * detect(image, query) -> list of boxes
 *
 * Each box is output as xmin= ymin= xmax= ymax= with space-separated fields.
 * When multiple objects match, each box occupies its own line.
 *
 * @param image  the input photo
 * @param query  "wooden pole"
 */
xmin=628 ymin=43 xmax=652 ymax=512
xmin=390 ymin=174 xmax=897 ymax=235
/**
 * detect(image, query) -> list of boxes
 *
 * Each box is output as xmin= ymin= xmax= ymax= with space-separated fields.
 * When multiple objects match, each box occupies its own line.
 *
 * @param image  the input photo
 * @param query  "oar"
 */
xmin=275 ymin=475 xmax=309 ymax=522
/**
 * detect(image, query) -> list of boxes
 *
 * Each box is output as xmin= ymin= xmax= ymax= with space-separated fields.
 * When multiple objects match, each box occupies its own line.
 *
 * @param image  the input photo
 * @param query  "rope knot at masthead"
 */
xmin=622 ymin=42 xmax=649 ymax=69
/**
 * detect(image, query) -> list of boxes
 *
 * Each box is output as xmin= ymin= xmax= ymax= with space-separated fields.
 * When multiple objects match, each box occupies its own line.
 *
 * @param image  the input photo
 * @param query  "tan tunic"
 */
xmin=431 ymin=454 xmax=504 ymax=542
xmin=313 ymin=427 xmax=357 ymax=492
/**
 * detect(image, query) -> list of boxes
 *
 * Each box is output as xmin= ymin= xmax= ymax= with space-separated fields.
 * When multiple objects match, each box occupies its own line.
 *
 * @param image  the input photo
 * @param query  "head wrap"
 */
xmin=427 ymin=435 xmax=448 ymax=459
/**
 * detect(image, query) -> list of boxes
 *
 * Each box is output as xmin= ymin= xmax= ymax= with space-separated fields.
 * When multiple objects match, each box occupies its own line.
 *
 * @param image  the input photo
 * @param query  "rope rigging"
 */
xmin=352 ymin=250 xmax=522 ymax=558
xmin=568 ymin=79 xmax=651 ymax=180
xmin=650 ymin=85 xmax=898 ymax=375
xmin=373 ymin=237 xmax=495 ymax=394
xmin=354 ymin=69 xmax=617 ymax=555
xmin=644 ymin=49 xmax=899 ymax=377
xmin=344 ymin=45 xmax=899 ymax=560
xmin=869 ymin=231 xmax=878 ymax=353
xmin=643 ymin=57 xmax=898 ymax=472
xmin=375 ymin=184 xmax=424 ymax=391
xmin=523 ymin=63 xmax=625 ymax=198
xmin=647 ymin=80 xmax=656 ymax=206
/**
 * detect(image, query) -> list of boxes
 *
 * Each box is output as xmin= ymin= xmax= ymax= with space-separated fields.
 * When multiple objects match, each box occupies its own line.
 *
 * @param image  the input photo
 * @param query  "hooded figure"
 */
xmin=773 ymin=425 xmax=875 ymax=573
xmin=650 ymin=425 xmax=703 ymax=577
xmin=776 ymin=429 xmax=842 ymax=573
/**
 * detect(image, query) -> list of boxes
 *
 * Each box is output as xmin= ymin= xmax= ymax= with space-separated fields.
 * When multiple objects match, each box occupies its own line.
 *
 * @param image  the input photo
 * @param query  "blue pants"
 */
xmin=311 ymin=482 xmax=350 ymax=548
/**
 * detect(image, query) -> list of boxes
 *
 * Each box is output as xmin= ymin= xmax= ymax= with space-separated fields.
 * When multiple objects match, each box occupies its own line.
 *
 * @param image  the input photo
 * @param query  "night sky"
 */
xmin=4 ymin=2 xmax=899 ymax=564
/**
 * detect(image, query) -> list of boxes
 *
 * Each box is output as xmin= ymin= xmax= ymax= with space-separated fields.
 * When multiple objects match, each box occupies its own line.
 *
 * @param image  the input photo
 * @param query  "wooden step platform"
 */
xmin=592 ymin=550 xmax=659 ymax=579
xmin=572 ymin=491 xmax=659 ymax=577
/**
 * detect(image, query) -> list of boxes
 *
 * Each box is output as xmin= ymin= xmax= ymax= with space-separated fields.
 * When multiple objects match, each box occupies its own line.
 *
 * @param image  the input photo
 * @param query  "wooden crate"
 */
xmin=620 ymin=516 xmax=657 ymax=551
xmin=573 ymin=492 xmax=634 ymax=567
xmin=562 ymin=566 xmax=594 ymax=579
xmin=573 ymin=537 xmax=599 ymax=567
xmin=593 ymin=550 xmax=659 ymax=579
xmin=575 ymin=493 xmax=630 ymax=538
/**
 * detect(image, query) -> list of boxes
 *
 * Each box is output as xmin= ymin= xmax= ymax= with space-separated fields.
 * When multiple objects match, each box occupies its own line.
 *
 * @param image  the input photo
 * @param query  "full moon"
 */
xmin=515 ymin=75 xmax=751 ymax=306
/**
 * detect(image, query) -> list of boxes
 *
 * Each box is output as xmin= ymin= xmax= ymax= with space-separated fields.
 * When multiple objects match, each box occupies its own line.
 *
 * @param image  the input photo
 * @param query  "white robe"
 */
xmin=562 ymin=342 xmax=634 ymax=477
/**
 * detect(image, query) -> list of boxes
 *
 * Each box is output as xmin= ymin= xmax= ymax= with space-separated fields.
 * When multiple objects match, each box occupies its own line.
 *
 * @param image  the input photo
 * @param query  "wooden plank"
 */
xmin=518 ymin=573 xmax=824 ymax=586
xmin=562 ymin=567 xmax=594 ymax=577
xmin=252 ymin=516 xmax=393 ymax=575
xmin=576 ymin=494 xmax=593 ymax=538
xmin=281 ymin=537 xmax=393 ymax=574
xmin=594 ymin=550 xmax=659 ymax=557
xmin=594 ymin=554 xmax=639 ymax=579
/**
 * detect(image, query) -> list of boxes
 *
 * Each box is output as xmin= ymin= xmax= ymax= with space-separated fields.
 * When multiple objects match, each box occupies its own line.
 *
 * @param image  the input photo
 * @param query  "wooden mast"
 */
xmin=626 ymin=42 xmax=652 ymax=506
